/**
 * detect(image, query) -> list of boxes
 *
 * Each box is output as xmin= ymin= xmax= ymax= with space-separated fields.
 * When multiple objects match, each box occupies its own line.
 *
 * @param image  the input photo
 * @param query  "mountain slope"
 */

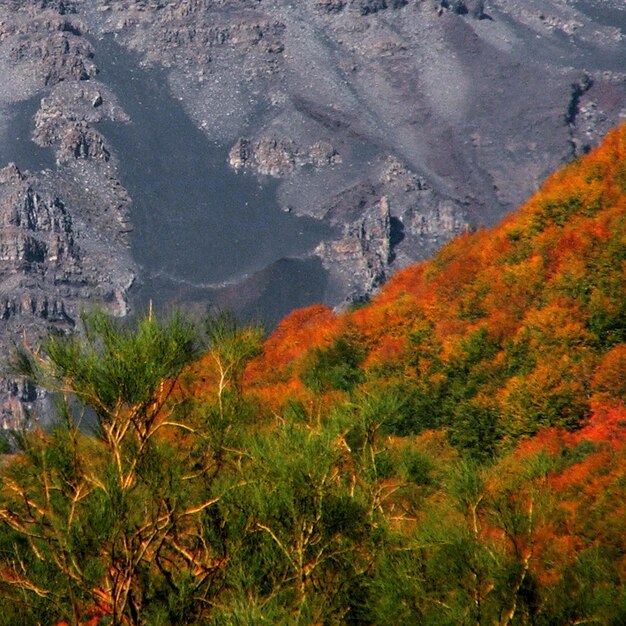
xmin=245 ymin=122 xmax=626 ymax=455
xmin=1 ymin=0 xmax=626 ymax=423
xmin=1 ymin=125 xmax=625 ymax=625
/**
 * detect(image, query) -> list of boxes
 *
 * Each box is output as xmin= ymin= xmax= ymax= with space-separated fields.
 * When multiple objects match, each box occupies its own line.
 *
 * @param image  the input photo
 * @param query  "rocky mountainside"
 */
xmin=0 ymin=162 xmax=134 ymax=426
xmin=0 ymin=0 xmax=625 ymax=423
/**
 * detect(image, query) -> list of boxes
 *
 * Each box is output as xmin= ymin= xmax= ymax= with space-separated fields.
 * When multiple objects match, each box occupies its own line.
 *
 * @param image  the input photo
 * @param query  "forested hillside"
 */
xmin=0 ymin=125 xmax=624 ymax=625
xmin=246 ymin=123 xmax=626 ymax=456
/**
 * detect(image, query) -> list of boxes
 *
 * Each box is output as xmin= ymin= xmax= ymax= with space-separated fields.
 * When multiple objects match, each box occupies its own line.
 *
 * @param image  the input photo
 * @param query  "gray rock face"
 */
xmin=0 ymin=0 xmax=625 ymax=424
xmin=0 ymin=162 xmax=134 ymax=427
xmin=229 ymin=137 xmax=341 ymax=177
xmin=316 ymin=195 xmax=392 ymax=302
xmin=440 ymin=1 xmax=485 ymax=18
xmin=0 ymin=171 xmax=76 ymax=268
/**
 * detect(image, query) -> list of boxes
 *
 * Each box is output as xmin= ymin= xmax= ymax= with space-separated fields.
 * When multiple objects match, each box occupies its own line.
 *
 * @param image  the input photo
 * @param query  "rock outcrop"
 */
xmin=33 ymin=82 xmax=128 ymax=164
xmin=438 ymin=1 xmax=485 ymax=18
xmin=316 ymin=195 xmax=392 ymax=302
xmin=0 ymin=2 xmax=137 ymax=424
xmin=0 ymin=164 xmax=77 ymax=270
xmin=0 ymin=164 xmax=78 ymax=427
xmin=4 ymin=15 xmax=95 ymax=88
xmin=0 ymin=162 xmax=135 ymax=426
xmin=229 ymin=137 xmax=341 ymax=178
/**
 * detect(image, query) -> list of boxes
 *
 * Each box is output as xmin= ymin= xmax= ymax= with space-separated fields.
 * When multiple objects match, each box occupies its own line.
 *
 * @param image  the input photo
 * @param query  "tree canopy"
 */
xmin=0 ymin=125 xmax=625 ymax=624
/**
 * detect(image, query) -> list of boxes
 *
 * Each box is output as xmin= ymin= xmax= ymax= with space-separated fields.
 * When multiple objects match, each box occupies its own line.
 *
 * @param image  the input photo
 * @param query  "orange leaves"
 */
xmin=247 ymin=304 xmax=338 ymax=385
xmin=555 ymin=228 xmax=586 ymax=257
xmin=363 ymin=335 xmax=408 ymax=375
xmin=519 ymin=301 xmax=593 ymax=352
xmin=350 ymin=291 xmax=424 ymax=349
xmin=478 ymin=403 xmax=626 ymax=592
xmin=592 ymin=344 xmax=626 ymax=404
xmin=572 ymin=403 xmax=626 ymax=448
xmin=368 ymin=263 xmax=427 ymax=306
xmin=265 ymin=304 xmax=338 ymax=358
xmin=521 ymin=126 xmax=624 ymax=232
xmin=185 ymin=124 xmax=626 ymax=453
xmin=514 ymin=404 xmax=626 ymax=464
xmin=532 ymin=528 xmax=581 ymax=586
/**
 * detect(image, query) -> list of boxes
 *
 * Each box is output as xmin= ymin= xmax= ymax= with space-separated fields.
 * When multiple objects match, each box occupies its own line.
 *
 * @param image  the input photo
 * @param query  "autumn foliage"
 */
xmin=248 ymin=124 xmax=626 ymax=450
xmin=0 ymin=126 xmax=624 ymax=624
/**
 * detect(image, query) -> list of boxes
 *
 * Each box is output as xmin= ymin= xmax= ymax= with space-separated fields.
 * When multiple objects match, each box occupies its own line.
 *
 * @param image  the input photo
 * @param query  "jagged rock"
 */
xmin=103 ymin=2 xmax=287 ymax=69
xmin=309 ymin=142 xmax=342 ymax=167
xmin=314 ymin=0 xmax=347 ymax=14
xmin=0 ymin=295 xmax=72 ymax=322
xmin=5 ymin=0 xmax=76 ymax=14
xmin=0 ymin=165 xmax=134 ymax=423
xmin=33 ymin=98 xmax=112 ymax=163
xmin=33 ymin=82 xmax=129 ymax=158
xmin=435 ymin=0 xmax=486 ymax=18
xmin=229 ymin=137 xmax=340 ymax=177
xmin=0 ymin=171 xmax=77 ymax=269
xmin=57 ymin=122 xmax=110 ymax=162
xmin=0 ymin=377 xmax=40 ymax=430
xmin=9 ymin=26 xmax=96 ymax=86
xmin=317 ymin=195 xmax=392 ymax=302
xmin=229 ymin=138 xmax=252 ymax=169
xmin=439 ymin=0 xmax=484 ymax=17
xmin=347 ymin=0 xmax=408 ymax=16
xmin=247 ymin=138 xmax=296 ymax=177
xmin=562 ymin=73 xmax=616 ymax=157
xmin=0 ymin=164 xmax=25 ymax=186
xmin=42 ymin=0 xmax=76 ymax=13
xmin=0 ymin=167 xmax=80 ymax=423
xmin=350 ymin=0 xmax=387 ymax=16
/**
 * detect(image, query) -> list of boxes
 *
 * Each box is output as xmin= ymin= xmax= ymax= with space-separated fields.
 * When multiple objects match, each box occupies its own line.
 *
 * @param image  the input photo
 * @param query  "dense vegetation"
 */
xmin=0 ymin=125 xmax=624 ymax=624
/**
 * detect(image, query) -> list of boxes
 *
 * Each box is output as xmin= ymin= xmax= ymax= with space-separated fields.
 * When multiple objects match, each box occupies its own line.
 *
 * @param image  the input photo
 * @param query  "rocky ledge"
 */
xmin=229 ymin=137 xmax=341 ymax=178
xmin=0 ymin=162 xmax=134 ymax=427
